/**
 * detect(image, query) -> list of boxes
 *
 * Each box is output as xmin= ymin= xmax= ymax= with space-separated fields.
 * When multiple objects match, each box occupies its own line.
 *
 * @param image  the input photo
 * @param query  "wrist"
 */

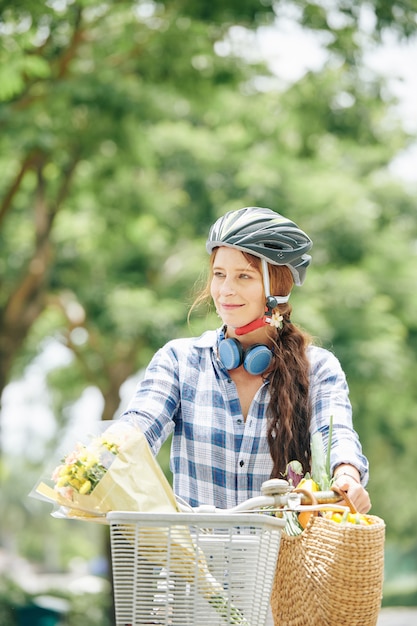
xmin=334 ymin=467 xmax=361 ymax=484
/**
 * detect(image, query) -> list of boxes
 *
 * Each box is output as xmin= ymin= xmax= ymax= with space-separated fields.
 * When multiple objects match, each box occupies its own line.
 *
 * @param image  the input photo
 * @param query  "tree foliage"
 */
xmin=1 ymin=0 xmax=417 ymax=561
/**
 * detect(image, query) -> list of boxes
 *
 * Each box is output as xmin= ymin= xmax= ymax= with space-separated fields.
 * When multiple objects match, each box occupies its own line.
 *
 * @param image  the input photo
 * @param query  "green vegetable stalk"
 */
xmin=311 ymin=415 xmax=333 ymax=490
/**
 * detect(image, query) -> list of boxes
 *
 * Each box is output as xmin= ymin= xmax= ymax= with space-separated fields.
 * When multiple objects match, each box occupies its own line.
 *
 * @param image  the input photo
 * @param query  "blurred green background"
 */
xmin=1 ymin=0 xmax=417 ymax=624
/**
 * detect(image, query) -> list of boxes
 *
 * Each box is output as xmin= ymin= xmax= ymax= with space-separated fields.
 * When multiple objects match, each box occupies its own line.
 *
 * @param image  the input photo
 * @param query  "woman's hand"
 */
xmin=333 ymin=465 xmax=371 ymax=514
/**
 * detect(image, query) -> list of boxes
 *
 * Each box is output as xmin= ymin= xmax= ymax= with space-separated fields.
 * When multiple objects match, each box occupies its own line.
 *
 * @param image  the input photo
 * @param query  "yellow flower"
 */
xmin=52 ymin=435 xmax=122 ymax=496
xmin=79 ymin=480 xmax=92 ymax=495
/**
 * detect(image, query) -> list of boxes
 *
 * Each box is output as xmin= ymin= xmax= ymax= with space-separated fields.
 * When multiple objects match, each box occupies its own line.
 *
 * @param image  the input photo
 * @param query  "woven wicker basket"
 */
xmin=271 ymin=493 xmax=385 ymax=626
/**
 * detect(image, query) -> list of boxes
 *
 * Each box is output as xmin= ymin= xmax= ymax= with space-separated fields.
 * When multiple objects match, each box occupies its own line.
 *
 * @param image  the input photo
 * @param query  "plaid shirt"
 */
xmin=121 ymin=328 xmax=369 ymax=508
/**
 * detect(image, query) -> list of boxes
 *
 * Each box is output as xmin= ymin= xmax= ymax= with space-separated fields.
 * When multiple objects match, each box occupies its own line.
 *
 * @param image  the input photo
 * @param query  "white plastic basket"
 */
xmin=107 ymin=511 xmax=285 ymax=626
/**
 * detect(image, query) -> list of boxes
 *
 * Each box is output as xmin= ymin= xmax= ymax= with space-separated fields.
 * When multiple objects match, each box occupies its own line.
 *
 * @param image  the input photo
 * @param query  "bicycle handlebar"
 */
xmin=176 ymin=478 xmax=344 ymax=515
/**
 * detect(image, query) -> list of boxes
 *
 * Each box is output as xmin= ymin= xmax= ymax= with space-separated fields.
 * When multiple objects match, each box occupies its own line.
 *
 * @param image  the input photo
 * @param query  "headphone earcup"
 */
xmin=218 ymin=338 xmax=244 ymax=371
xmin=243 ymin=344 xmax=273 ymax=376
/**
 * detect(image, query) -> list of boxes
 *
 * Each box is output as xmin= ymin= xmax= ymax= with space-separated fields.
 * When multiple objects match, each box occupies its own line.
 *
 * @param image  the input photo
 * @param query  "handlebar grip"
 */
xmin=299 ymin=490 xmax=342 ymax=504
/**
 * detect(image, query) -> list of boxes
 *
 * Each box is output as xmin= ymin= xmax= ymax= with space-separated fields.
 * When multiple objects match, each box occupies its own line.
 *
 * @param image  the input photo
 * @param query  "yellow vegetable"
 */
xmin=297 ymin=478 xmax=319 ymax=492
xmin=324 ymin=510 xmax=371 ymax=525
xmin=296 ymin=480 xmax=320 ymax=528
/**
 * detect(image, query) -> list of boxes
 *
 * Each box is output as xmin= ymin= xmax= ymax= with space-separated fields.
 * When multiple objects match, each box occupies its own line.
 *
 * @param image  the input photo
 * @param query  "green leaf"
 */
xmin=21 ymin=54 xmax=51 ymax=79
xmin=0 ymin=54 xmax=50 ymax=101
xmin=0 ymin=64 xmax=25 ymax=100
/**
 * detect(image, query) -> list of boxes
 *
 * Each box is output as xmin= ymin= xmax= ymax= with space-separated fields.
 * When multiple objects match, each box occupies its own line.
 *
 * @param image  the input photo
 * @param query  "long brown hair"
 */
xmin=266 ymin=257 xmax=312 ymax=477
xmin=190 ymin=249 xmax=313 ymax=477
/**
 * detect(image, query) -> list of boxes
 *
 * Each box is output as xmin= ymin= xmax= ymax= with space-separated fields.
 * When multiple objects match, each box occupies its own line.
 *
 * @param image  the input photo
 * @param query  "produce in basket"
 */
xmin=281 ymin=415 xmax=337 ymax=534
xmin=272 ymin=417 xmax=385 ymax=626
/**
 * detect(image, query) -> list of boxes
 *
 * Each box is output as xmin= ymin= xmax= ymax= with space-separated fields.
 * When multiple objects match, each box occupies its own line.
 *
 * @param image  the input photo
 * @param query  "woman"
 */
xmin=119 ymin=207 xmax=371 ymax=513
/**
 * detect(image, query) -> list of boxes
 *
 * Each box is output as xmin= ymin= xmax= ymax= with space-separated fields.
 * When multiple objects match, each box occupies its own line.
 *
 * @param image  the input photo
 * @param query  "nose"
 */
xmin=219 ymin=275 xmax=236 ymax=295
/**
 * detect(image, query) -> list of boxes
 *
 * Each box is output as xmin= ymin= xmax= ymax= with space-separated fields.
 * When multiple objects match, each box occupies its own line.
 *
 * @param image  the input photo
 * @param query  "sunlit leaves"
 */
xmin=0 ymin=0 xmax=417 ymax=551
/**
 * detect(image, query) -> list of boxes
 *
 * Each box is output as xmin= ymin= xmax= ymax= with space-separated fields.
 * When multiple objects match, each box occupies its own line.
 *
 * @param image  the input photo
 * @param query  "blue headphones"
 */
xmin=218 ymin=337 xmax=273 ymax=376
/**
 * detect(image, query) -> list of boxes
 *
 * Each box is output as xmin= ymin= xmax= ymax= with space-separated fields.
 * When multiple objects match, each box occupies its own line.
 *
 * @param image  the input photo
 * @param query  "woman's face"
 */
xmin=210 ymin=247 xmax=265 ymax=329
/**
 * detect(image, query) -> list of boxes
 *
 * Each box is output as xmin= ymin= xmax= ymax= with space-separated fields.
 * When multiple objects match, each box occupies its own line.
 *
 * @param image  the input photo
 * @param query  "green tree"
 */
xmin=1 ymin=0 xmax=417 ymax=561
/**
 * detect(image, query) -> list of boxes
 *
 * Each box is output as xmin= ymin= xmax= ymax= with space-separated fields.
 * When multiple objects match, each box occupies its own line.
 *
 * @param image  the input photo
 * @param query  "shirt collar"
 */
xmin=192 ymin=327 xmax=223 ymax=349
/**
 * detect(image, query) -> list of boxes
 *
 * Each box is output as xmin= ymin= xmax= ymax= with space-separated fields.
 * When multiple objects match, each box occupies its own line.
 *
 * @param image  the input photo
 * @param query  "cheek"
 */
xmin=251 ymin=283 xmax=265 ymax=303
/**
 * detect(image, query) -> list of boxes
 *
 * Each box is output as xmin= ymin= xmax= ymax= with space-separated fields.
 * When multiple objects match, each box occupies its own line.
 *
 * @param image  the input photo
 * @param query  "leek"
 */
xmin=311 ymin=415 xmax=333 ymax=490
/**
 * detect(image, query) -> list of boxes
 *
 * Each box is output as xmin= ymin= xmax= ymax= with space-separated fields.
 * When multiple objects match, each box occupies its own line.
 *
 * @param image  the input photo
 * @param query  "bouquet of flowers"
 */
xmin=52 ymin=434 xmax=125 ymax=497
xmin=32 ymin=423 xmax=249 ymax=625
xmin=33 ymin=423 xmax=178 ymax=519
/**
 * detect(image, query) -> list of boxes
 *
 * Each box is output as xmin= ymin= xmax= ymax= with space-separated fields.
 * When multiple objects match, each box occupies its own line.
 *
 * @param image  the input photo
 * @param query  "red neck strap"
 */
xmin=235 ymin=315 xmax=269 ymax=336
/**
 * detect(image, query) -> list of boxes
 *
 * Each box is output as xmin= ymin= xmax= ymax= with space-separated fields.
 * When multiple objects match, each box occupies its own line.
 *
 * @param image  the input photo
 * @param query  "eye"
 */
xmin=213 ymin=270 xmax=225 ymax=278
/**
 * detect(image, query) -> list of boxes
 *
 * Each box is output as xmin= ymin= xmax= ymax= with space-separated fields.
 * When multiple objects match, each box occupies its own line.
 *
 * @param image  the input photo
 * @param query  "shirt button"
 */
xmin=236 ymin=418 xmax=243 ymax=424
xmin=239 ymin=460 xmax=245 ymax=467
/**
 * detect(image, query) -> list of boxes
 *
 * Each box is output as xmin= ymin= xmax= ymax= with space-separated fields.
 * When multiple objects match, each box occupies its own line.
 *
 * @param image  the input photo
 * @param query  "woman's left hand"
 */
xmin=333 ymin=473 xmax=371 ymax=514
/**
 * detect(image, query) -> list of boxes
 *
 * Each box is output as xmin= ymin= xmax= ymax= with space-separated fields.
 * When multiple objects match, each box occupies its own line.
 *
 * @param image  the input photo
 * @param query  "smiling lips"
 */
xmin=219 ymin=303 xmax=244 ymax=310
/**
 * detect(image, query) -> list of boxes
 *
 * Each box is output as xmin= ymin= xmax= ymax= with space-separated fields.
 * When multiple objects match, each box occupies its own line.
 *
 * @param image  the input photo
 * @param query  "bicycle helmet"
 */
xmin=206 ymin=207 xmax=312 ymax=285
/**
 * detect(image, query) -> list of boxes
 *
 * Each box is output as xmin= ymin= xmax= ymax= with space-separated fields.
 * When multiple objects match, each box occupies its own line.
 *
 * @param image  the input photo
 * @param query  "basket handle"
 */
xmin=331 ymin=485 xmax=357 ymax=514
xmin=293 ymin=487 xmax=319 ymax=505
xmin=293 ymin=487 xmax=320 ymax=519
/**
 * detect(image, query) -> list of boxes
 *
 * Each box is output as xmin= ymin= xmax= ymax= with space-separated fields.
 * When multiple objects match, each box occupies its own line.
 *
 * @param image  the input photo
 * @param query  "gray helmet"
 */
xmin=206 ymin=207 xmax=312 ymax=285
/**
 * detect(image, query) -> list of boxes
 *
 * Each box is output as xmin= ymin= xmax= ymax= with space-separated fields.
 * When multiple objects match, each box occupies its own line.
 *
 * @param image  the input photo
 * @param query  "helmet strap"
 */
xmin=261 ymin=259 xmax=290 ymax=308
xmin=231 ymin=259 xmax=290 ymax=336
xmin=234 ymin=259 xmax=290 ymax=336
xmin=235 ymin=316 xmax=268 ymax=336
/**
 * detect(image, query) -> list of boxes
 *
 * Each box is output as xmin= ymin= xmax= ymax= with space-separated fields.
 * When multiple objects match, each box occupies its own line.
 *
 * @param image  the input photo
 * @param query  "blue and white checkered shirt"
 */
xmin=120 ymin=328 xmax=369 ymax=508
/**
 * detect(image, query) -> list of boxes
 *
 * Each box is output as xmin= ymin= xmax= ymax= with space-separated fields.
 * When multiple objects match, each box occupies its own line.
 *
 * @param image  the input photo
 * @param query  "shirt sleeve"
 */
xmin=118 ymin=344 xmax=180 ymax=455
xmin=308 ymin=346 xmax=369 ymax=486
